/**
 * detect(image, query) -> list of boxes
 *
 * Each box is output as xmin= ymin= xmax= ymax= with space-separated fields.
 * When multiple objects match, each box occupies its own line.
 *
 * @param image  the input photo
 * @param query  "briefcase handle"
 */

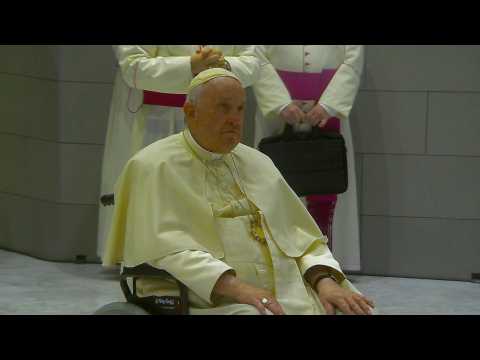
xmin=282 ymin=123 xmax=341 ymax=141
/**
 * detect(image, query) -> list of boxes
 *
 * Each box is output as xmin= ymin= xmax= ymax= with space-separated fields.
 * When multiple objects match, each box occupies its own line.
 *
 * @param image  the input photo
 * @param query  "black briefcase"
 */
xmin=258 ymin=124 xmax=348 ymax=197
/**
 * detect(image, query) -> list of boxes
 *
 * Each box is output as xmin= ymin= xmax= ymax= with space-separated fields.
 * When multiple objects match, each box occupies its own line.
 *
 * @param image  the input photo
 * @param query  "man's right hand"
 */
xmin=279 ymin=103 xmax=305 ymax=125
xmin=191 ymin=48 xmax=225 ymax=75
xmin=212 ymin=272 xmax=285 ymax=315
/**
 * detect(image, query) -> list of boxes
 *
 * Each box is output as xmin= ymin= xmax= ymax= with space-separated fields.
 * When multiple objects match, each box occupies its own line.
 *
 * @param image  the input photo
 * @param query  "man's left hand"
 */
xmin=306 ymin=104 xmax=330 ymax=128
xmin=316 ymin=278 xmax=375 ymax=315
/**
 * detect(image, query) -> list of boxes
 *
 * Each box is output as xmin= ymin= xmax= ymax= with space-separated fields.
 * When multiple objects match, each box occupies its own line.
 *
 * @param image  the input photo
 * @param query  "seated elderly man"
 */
xmin=103 ymin=68 xmax=375 ymax=315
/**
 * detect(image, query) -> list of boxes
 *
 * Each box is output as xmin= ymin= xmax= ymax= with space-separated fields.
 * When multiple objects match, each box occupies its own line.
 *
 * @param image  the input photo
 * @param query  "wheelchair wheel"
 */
xmin=93 ymin=302 xmax=150 ymax=315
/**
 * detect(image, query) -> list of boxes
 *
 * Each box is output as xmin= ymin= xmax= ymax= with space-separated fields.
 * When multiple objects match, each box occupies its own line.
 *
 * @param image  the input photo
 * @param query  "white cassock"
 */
xmin=97 ymin=45 xmax=259 ymax=258
xmin=104 ymin=129 xmax=367 ymax=315
xmin=252 ymin=45 xmax=364 ymax=272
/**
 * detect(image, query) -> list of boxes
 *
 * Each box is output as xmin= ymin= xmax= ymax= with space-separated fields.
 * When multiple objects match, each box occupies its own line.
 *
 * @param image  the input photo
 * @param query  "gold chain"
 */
xmin=182 ymin=131 xmax=266 ymax=244
xmin=227 ymin=156 xmax=266 ymax=244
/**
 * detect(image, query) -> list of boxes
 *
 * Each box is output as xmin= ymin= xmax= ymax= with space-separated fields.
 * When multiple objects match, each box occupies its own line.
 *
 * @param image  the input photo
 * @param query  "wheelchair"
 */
xmin=94 ymin=194 xmax=189 ymax=315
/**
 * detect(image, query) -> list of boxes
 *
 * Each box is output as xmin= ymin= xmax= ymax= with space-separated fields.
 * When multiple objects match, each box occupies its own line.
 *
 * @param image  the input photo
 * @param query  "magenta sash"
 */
xmin=143 ymin=91 xmax=186 ymax=108
xmin=276 ymin=68 xmax=336 ymax=101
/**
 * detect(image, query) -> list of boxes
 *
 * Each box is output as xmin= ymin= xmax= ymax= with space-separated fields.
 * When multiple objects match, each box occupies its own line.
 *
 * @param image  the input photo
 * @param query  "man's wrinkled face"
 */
xmin=184 ymin=77 xmax=245 ymax=154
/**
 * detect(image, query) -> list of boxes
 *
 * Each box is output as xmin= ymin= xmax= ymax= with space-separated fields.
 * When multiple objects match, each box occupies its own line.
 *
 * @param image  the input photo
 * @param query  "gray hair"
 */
xmin=185 ymin=83 xmax=205 ymax=105
xmin=184 ymin=82 xmax=205 ymax=129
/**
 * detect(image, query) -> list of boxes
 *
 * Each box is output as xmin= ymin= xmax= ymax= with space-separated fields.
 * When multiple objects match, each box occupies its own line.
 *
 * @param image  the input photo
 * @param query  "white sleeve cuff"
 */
xmin=276 ymin=102 xmax=290 ymax=116
xmin=319 ymin=102 xmax=338 ymax=117
xmin=150 ymin=250 xmax=234 ymax=305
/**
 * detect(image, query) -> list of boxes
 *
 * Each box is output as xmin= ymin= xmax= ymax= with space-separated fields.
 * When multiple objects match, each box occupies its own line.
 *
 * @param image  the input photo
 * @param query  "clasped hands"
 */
xmin=280 ymin=100 xmax=331 ymax=128
xmin=191 ymin=47 xmax=228 ymax=75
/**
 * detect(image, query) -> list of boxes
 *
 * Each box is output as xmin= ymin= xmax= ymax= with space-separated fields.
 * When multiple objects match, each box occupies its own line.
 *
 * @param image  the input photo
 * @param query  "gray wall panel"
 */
xmin=428 ymin=92 xmax=480 ymax=156
xmin=363 ymin=155 xmax=480 ymax=219
xmin=361 ymin=215 xmax=480 ymax=281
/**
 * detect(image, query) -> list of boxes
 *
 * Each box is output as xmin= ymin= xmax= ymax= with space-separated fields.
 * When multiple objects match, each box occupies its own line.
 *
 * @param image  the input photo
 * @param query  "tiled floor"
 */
xmin=1 ymin=249 xmax=479 ymax=315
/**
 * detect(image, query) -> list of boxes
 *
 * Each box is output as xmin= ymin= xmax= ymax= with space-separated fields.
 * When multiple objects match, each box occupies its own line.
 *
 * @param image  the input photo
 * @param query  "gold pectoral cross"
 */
xmin=250 ymin=212 xmax=266 ymax=244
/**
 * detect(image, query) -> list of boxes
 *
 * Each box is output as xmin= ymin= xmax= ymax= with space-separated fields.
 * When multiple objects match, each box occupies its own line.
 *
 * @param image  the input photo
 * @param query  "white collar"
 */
xmin=184 ymin=128 xmax=225 ymax=162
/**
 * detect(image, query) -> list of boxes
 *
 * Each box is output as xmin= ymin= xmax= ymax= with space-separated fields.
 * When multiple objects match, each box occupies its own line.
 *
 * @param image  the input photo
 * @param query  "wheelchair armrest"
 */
xmin=121 ymin=263 xmax=173 ymax=279
xmin=120 ymin=263 xmax=189 ymax=315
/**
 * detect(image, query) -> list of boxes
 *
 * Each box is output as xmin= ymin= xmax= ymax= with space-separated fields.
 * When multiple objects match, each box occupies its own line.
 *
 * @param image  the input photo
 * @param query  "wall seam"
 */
xmin=0 ymin=71 xmax=113 ymax=85
xmin=0 ymin=132 xmax=105 ymax=146
xmin=0 ymin=191 xmax=99 ymax=207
